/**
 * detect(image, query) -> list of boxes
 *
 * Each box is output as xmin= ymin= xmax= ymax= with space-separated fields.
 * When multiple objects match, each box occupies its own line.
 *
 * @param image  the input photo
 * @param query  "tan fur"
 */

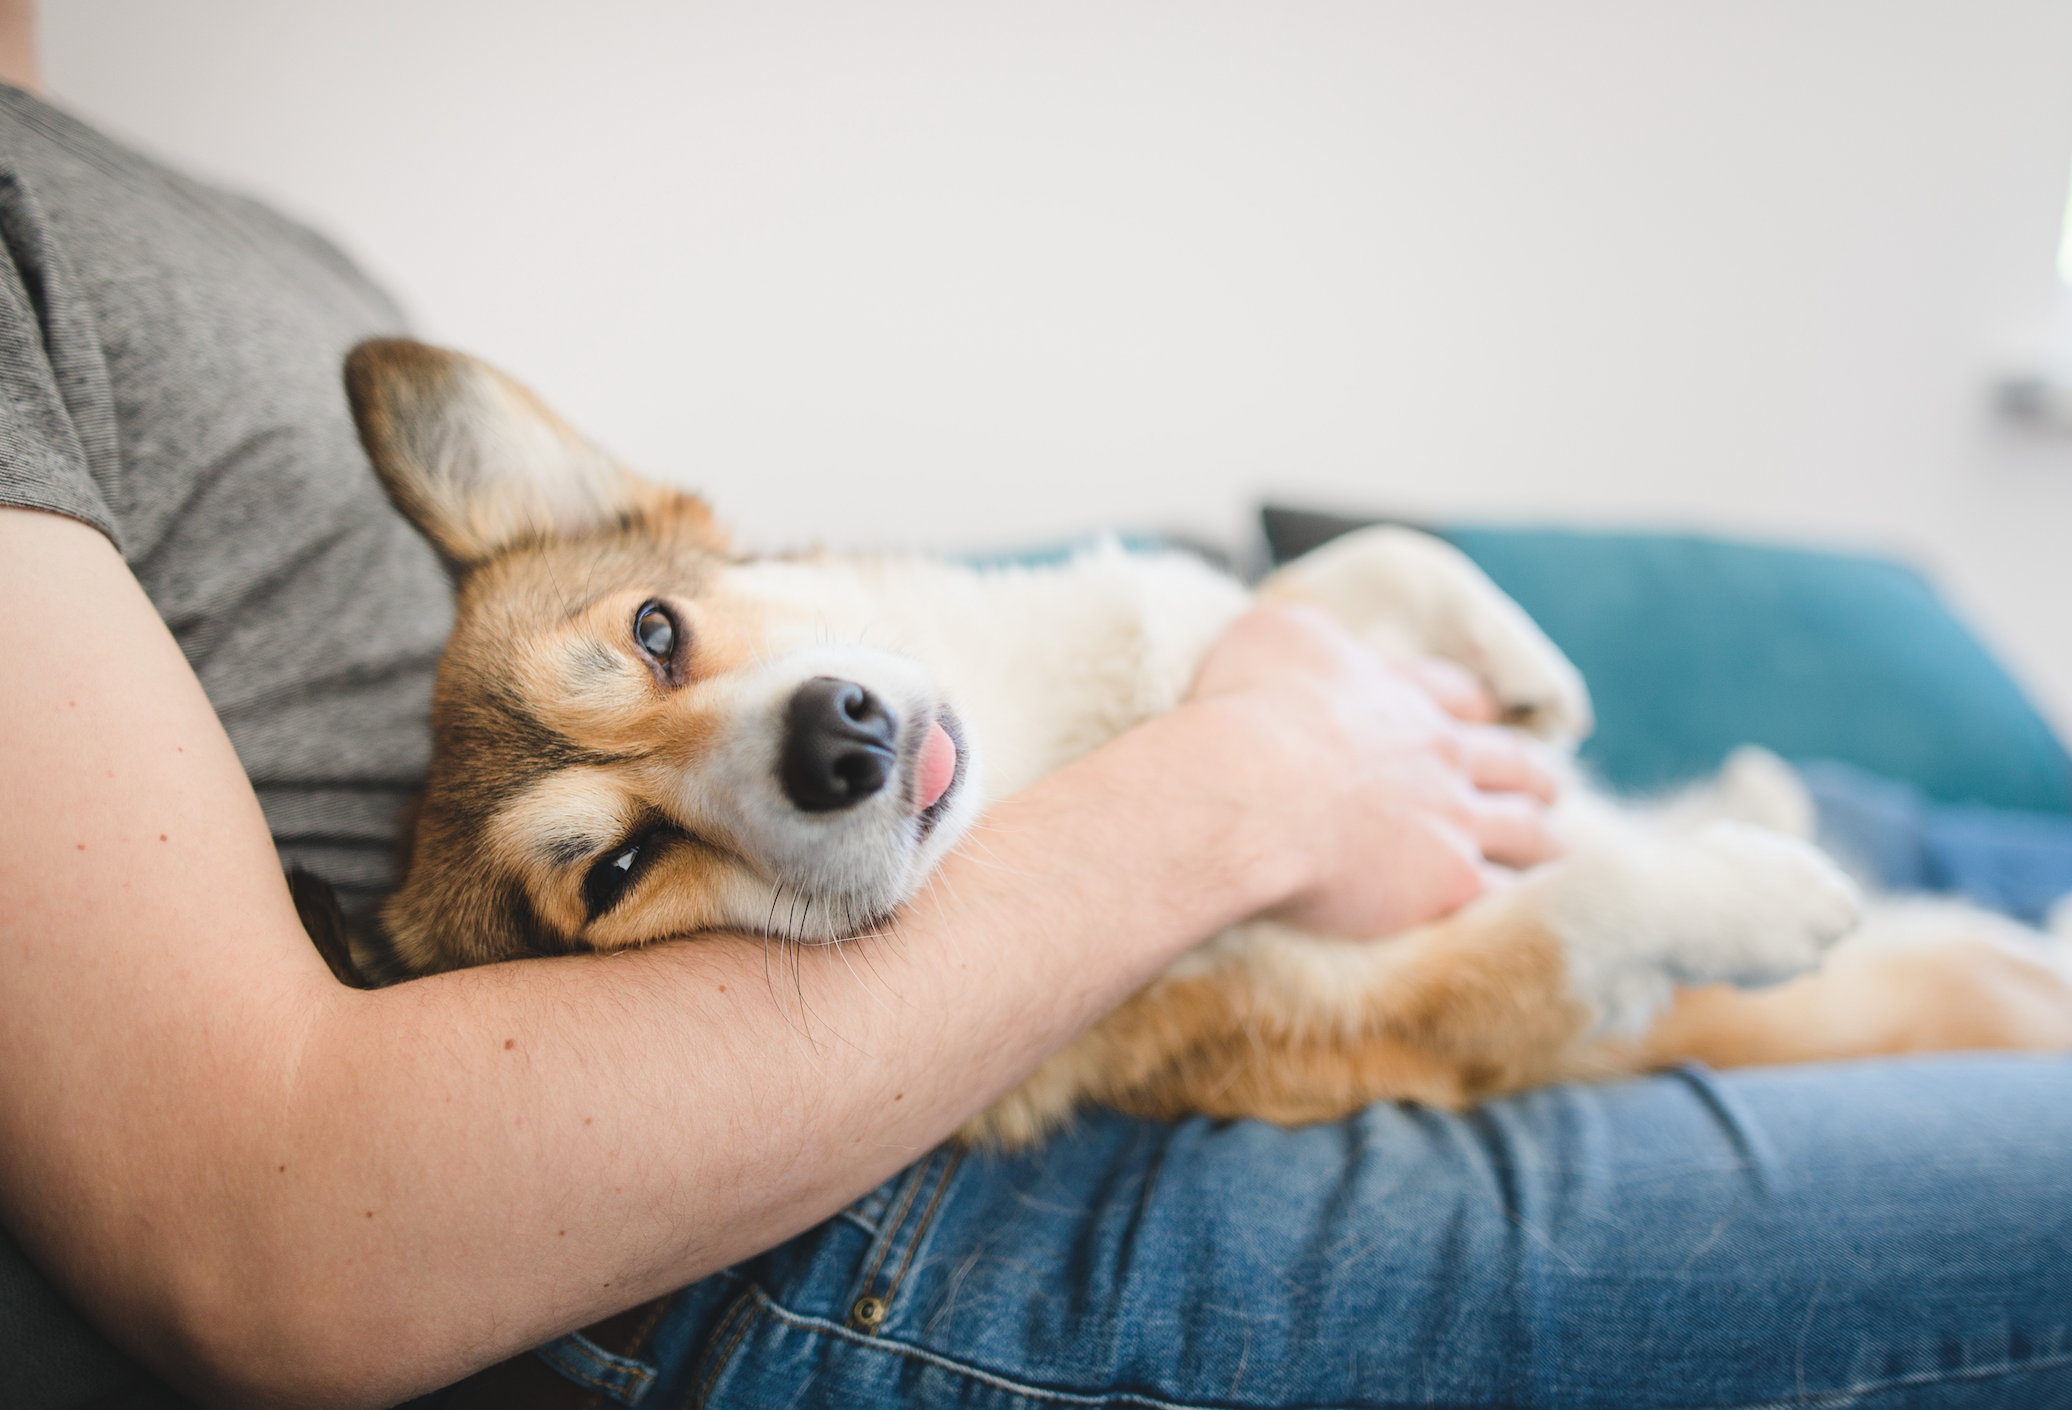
xmin=1623 ymin=931 xmax=2072 ymax=1071
xmin=964 ymin=900 xmax=1600 ymax=1146
xmin=378 ymin=505 xmax=738 ymax=973
xmin=348 ymin=340 xmax=695 ymax=568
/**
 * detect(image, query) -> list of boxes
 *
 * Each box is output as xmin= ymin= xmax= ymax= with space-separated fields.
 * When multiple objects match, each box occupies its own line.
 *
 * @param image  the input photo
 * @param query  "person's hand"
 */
xmin=1187 ymin=603 xmax=1565 ymax=937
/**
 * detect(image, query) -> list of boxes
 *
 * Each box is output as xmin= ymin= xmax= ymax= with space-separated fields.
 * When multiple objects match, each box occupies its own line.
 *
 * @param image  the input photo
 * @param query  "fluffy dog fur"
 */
xmin=335 ymin=338 xmax=2072 ymax=1147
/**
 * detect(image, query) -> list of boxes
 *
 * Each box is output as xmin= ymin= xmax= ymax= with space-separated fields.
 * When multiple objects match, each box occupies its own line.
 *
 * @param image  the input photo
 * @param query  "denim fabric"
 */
xmin=1803 ymin=759 xmax=2072 ymax=925
xmin=541 ymin=1055 xmax=2072 ymax=1408
xmin=535 ymin=1329 xmax=663 ymax=1405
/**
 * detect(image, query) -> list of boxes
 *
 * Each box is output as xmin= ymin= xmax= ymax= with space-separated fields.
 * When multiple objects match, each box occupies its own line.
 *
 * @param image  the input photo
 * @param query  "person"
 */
xmin=0 ymin=9 xmax=2065 ymax=1408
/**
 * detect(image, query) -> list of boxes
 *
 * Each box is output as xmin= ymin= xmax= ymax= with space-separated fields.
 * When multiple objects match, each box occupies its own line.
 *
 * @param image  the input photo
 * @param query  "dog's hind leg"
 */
xmin=957 ymin=906 xmax=1597 ymax=1145
xmin=994 ymin=878 xmax=1647 ymax=1134
xmin=1102 ymin=912 xmax=1609 ymax=1125
xmin=960 ymin=822 xmax=1864 ymax=1146
xmin=1613 ymin=903 xmax=2072 ymax=1072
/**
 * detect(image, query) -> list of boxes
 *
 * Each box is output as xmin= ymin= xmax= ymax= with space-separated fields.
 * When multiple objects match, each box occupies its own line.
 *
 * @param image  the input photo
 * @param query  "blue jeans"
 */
xmin=1802 ymin=758 xmax=2072 ymax=926
xmin=541 ymin=1056 xmax=2072 ymax=1408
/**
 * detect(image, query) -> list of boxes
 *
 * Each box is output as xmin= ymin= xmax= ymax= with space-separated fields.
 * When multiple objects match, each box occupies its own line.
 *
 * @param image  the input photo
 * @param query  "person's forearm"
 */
xmin=16 ymin=674 xmax=1301 ymax=1407
xmin=178 ymin=701 xmax=1306 ymax=1406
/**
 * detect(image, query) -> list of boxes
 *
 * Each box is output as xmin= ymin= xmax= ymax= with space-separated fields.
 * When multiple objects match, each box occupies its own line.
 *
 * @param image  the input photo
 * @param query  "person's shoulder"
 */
xmin=0 ymin=83 xmax=406 ymax=327
xmin=208 ymin=181 xmax=402 ymax=311
xmin=0 ymin=82 xmax=232 ymax=229
xmin=0 ymin=82 xmax=153 ymax=189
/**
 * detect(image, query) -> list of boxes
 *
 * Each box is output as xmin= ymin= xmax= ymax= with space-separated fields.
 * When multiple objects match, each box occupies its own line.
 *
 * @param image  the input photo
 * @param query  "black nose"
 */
xmin=782 ymin=677 xmax=899 ymax=812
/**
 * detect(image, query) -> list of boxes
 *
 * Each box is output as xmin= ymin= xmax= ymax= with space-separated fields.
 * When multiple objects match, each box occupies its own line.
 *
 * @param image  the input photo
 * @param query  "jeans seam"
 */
xmin=855 ymin=1158 xmax=930 ymax=1294
xmin=848 ymin=1181 xmax=895 ymax=1228
xmin=844 ymin=1146 xmax=959 ymax=1333
xmin=707 ymin=1286 xmax=2072 ymax=1410
xmin=880 ymin=1147 xmax=962 ymax=1310
xmin=533 ymin=1293 xmax=680 ymax=1406
xmin=734 ymin=1285 xmax=1300 ymax=1409
xmin=686 ymin=1287 xmax=762 ymax=1410
xmin=534 ymin=1333 xmax=654 ymax=1399
xmin=1692 ymin=1347 xmax=2072 ymax=1410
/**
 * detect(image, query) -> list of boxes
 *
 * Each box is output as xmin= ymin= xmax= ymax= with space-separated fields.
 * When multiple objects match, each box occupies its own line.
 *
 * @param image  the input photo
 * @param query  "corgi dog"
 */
xmin=336 ymin=338 xmax=2072 ymax=1146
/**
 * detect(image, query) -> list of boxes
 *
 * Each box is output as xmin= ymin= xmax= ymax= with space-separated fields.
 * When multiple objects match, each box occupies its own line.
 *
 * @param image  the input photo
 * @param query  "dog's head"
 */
xmin=349 ymin=340 xmax=979 ymax=974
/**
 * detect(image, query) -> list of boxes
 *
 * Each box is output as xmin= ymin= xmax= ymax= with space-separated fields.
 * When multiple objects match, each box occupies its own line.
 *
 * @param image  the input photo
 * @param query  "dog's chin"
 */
xmin=737 ymin=711 xmax=981 ymax=944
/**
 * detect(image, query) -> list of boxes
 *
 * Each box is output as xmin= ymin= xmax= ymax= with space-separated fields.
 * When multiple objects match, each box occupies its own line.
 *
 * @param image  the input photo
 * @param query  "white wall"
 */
xmin=41 ymin=0 xmax=2072 ymax=731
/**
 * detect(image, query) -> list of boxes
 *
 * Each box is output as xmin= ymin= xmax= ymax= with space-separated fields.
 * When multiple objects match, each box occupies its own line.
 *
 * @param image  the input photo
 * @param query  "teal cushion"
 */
xmin=1261 ymin=508 xmax=2072 ymax=815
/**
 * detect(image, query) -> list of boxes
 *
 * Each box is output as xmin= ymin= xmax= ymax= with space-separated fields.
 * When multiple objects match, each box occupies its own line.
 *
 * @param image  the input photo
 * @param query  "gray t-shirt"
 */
xmin=0 ymin=86 xmax=447 ymax=1406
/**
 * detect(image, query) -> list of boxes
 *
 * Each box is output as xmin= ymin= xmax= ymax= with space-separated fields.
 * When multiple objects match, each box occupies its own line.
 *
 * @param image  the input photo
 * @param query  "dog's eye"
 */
xmin=633 ymin=602 xmax=676 ymax=662
xmin=583 ymin=839 xmax=645 ymax=920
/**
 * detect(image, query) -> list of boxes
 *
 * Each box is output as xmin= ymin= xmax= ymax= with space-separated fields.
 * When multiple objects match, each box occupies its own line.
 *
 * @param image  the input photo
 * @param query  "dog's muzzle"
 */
xmin=780 ymin=676 xmax=897 ymax=811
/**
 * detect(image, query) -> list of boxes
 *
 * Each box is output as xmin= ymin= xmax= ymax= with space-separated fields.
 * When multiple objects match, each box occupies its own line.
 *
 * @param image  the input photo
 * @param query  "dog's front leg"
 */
xmin=1256 ymin=525 xmax=1593 ymax=743
xmin=1531 ymin=819 xmax=1863 ymax=1039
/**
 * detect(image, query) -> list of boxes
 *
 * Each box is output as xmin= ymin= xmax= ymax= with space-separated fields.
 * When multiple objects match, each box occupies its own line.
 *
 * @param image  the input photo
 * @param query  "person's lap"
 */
xmin=553 ymin=1055 xmax=2072 ymax=1409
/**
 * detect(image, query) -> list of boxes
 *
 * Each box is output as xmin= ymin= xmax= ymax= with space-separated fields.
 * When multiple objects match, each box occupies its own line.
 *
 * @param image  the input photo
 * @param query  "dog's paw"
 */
xmin=1538 ymin=821 xmax=1860 ymax=1031
xmin=1658 ymin=820 xmax=1862 ymax=987
xmin=1454 ymin=592 xmax=1594 ymax=744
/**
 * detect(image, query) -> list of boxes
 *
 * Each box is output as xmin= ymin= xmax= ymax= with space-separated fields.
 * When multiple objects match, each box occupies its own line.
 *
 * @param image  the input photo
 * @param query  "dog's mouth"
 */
xmin=911 ymin=707 xmax=966 ymax=840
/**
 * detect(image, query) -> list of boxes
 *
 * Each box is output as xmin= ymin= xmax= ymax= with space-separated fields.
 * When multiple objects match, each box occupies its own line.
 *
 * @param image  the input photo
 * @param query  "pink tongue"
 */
xmin=914 ymin=722 xmax=957 ymax=811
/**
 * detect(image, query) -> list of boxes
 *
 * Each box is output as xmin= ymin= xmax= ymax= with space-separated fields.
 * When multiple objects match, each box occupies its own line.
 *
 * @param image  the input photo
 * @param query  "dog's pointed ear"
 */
xmin=345 ymin=338 xmax=720 ymax=567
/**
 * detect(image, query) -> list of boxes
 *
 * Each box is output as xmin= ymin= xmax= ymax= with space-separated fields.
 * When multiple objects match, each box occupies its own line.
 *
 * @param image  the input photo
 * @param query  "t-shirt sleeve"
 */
xmin=0 ymin=167 xmax=123 ymax=550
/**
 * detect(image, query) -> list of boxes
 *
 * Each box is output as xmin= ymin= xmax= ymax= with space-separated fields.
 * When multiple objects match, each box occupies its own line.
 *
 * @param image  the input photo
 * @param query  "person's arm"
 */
xmin=0 ymin=506 xmax=1557 ymax=1409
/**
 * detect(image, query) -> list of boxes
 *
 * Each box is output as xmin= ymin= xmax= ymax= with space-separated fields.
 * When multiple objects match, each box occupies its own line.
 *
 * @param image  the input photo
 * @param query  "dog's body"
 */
xmin=341 ymin=339 xmax=2072 ymax=1146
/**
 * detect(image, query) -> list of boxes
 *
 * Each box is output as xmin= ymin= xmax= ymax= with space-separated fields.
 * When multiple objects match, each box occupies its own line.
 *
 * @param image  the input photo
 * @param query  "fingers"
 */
xmin=1396 ymin=658 xmax=1498 ymax=724
xmin=1464 ymin=788 xmax=1568 ymax=870
xmin=1457 ymin=724 xmax=1561 ymax=804
xmin=1476 ymin=860 xmax=1523 ymax=893
xmin=1419 ymin=821 xmax=1495 ymax=918
xmin=1441 ymin=728 xmax=1567 ymax=870
xmin=1192 ymin=603 xmax=1578 ymax=931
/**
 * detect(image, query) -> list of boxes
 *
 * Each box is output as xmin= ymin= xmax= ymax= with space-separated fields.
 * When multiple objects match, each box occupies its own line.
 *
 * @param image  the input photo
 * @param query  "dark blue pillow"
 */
xmin=1261 ymin=508 xmax=2072 ymax=815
